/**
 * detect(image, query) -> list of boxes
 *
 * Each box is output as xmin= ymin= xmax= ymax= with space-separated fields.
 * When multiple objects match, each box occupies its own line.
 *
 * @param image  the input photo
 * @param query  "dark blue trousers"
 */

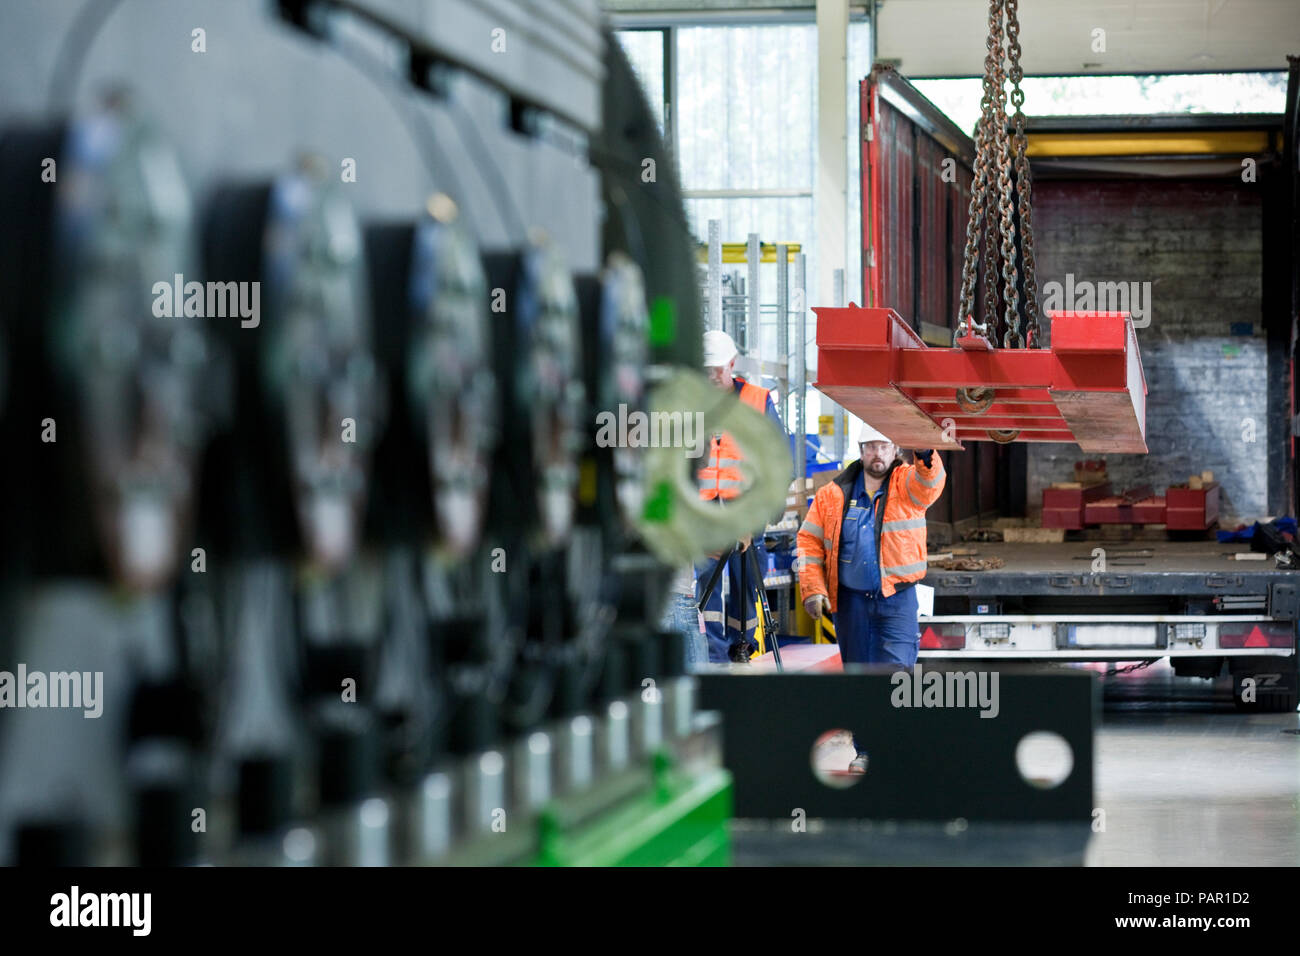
xmin=695 ymin=540 xmax=767 ymax=663
xmin=836 ymin=584 xmax=920 ymax=754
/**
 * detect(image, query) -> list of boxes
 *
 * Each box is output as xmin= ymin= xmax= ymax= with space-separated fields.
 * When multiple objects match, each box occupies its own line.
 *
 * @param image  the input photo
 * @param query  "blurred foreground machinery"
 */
xmin=0 ymin=0 xmax=728 ymax=866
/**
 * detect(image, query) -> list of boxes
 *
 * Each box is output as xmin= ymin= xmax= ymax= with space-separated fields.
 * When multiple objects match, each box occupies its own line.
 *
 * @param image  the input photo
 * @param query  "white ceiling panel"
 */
xmin=874 ymin=0 xmax=1297 ymax=76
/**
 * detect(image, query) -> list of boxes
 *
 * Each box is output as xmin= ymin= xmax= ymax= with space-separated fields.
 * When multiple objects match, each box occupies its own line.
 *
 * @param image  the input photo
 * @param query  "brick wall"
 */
xmin=1028 ymin=180 xmax=1267 ymax=524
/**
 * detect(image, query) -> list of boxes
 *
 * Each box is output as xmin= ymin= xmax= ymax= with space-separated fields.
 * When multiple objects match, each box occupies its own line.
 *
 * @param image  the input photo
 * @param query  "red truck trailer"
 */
xmin=814 ymin=64 xmax=1300 ymax=712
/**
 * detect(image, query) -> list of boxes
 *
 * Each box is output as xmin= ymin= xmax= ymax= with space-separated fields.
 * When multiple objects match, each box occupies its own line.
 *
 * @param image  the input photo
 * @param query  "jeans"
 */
xmin=660 ymin=592 xmax=709 ymax=671
xmin=836 ymin=584 xmax=920 ymax=755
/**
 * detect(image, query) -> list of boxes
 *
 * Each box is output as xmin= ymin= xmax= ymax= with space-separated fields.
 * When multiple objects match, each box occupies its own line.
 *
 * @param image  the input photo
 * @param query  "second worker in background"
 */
xmin=696 ymin=329 xmax=787 ymax=663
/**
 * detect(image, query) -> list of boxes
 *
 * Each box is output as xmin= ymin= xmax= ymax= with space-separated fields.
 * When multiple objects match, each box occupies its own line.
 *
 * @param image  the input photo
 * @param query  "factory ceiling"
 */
xmin=603 ymin=0 xmax=1300 ymax=76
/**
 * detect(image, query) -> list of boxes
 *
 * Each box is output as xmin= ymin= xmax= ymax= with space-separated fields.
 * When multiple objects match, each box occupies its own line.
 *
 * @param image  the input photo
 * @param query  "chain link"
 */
xmin=983 ymin=0 xmax=1009 ymax=343
xmin=955 ymin=0 xmax=1040 ymax=350
xmin=981 ymin=148 xmax=999 ymax=334
xmin=1005 ymin=0 xmax=1041 ymax=347
xmin=990 ymin=1 xmax=1022 ymax=350
xmin=956 ymin=0 xmax=1004 ymax=339
xmin=955 ymin=142 xmax=980 ymax=334
xmin=954 ymin=121 xmax=983 ymax=338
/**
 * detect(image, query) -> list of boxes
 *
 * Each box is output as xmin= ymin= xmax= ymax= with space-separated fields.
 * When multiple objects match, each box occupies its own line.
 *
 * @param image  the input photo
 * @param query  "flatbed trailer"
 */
xmin=921 ymin=540 xmax=1299 ymax=711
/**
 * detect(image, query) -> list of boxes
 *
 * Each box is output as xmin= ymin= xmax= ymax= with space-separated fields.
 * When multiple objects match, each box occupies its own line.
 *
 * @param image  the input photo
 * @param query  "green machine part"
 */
xmin=532 ymin=752 xmax=732 ymax=867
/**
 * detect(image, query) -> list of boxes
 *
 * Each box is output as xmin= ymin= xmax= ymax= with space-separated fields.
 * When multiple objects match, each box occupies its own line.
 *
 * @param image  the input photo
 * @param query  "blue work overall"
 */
xmin=835 ymin=471 xmax=920 ymax=755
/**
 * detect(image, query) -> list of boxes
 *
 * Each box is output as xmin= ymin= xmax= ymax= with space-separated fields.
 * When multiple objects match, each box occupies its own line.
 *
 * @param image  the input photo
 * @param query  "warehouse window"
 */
xmin=913 ymin=72 xmax=1289 ymax=137
xmin=616 ymin=19 xmax=872 ymax=429
xmin=675 ymin=20 xmax=818 ymax=353
xmin=675 ymin=24 xmax=816 ymax=197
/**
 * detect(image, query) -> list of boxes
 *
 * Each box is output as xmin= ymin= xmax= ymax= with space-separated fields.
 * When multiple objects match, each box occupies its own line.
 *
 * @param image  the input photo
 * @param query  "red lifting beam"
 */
xmin=813 ymin=306 xmax=1148 ymax=453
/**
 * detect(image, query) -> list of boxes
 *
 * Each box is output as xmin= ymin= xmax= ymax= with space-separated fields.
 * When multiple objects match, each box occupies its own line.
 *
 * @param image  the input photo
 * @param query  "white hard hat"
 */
xmin=854 ymin=419 xmax=892 ymax=445
xmin=702 ymin=329 xmax=739 ymax=368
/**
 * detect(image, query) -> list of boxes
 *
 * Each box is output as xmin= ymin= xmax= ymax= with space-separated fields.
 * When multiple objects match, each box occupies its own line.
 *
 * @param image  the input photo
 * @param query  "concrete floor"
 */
xmin=1086 ymin=663 xmax=1300 ymax=866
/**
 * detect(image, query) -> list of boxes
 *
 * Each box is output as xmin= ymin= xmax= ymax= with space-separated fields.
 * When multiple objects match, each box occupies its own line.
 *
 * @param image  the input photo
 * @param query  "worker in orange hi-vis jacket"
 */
xmin=695 ymin=329 xmax=787 ymax=664
xmin=796 ymin=420 xmax=946 ymax=772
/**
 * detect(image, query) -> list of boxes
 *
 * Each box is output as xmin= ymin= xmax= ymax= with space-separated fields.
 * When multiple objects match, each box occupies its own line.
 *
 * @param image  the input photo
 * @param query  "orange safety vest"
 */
xmin=699 ymin=379 xmax=770 ymax=500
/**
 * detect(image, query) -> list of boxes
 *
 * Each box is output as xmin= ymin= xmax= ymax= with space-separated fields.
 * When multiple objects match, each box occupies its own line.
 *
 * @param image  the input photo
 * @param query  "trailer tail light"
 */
xmin=920 ymin=623 xmax=966 ymax=649
xmin=1219 ymin=622 xmax=1295 ymax=649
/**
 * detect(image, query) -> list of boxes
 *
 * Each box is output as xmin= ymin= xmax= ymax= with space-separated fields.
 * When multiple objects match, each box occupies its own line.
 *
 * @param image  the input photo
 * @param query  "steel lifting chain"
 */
xmin=981 ymin=117 xmax=1001 ymax=336
xmin=952 ymin=116 xmax=985 ymax=339
xmin=956 ymin=0 xmax=1040 ymax=350
xmin=1006 ymin=0 xmax=1041 ymax=347
xmin=955 ymin=0 xmax=1002 ymax=340
xmin=988 ymin=0 xmax=1021 ymax=350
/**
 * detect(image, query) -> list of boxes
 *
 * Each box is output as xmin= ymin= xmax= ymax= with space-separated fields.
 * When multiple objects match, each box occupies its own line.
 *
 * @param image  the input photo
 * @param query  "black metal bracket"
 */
xmin=1269 ymin=582 xmax=1299 ymax=622
xmin=698 ymin=667 xmax=1095 ymax=822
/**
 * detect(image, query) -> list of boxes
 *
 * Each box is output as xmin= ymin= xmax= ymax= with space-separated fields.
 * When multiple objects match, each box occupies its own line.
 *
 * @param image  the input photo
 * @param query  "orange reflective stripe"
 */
xmin=881 ymin=517 xmax=926 ymax=532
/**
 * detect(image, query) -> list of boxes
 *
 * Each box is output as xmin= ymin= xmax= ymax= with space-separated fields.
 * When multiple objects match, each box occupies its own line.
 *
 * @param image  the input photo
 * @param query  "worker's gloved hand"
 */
xmin=916 ymin=449 xmax=935 ymax=467
xmin=738 ymin=534 xmax=753 ymax=552
xmin=803 ymin=594 xmax=831 ymax=619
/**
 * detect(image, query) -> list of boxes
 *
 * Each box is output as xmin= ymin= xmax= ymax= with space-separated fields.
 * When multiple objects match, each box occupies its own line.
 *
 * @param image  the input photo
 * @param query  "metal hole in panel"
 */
xmin=1015 ymin=730 xmax=1074 ymax=789
xmin=810 ymin=729 xmax=865 ymax=789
